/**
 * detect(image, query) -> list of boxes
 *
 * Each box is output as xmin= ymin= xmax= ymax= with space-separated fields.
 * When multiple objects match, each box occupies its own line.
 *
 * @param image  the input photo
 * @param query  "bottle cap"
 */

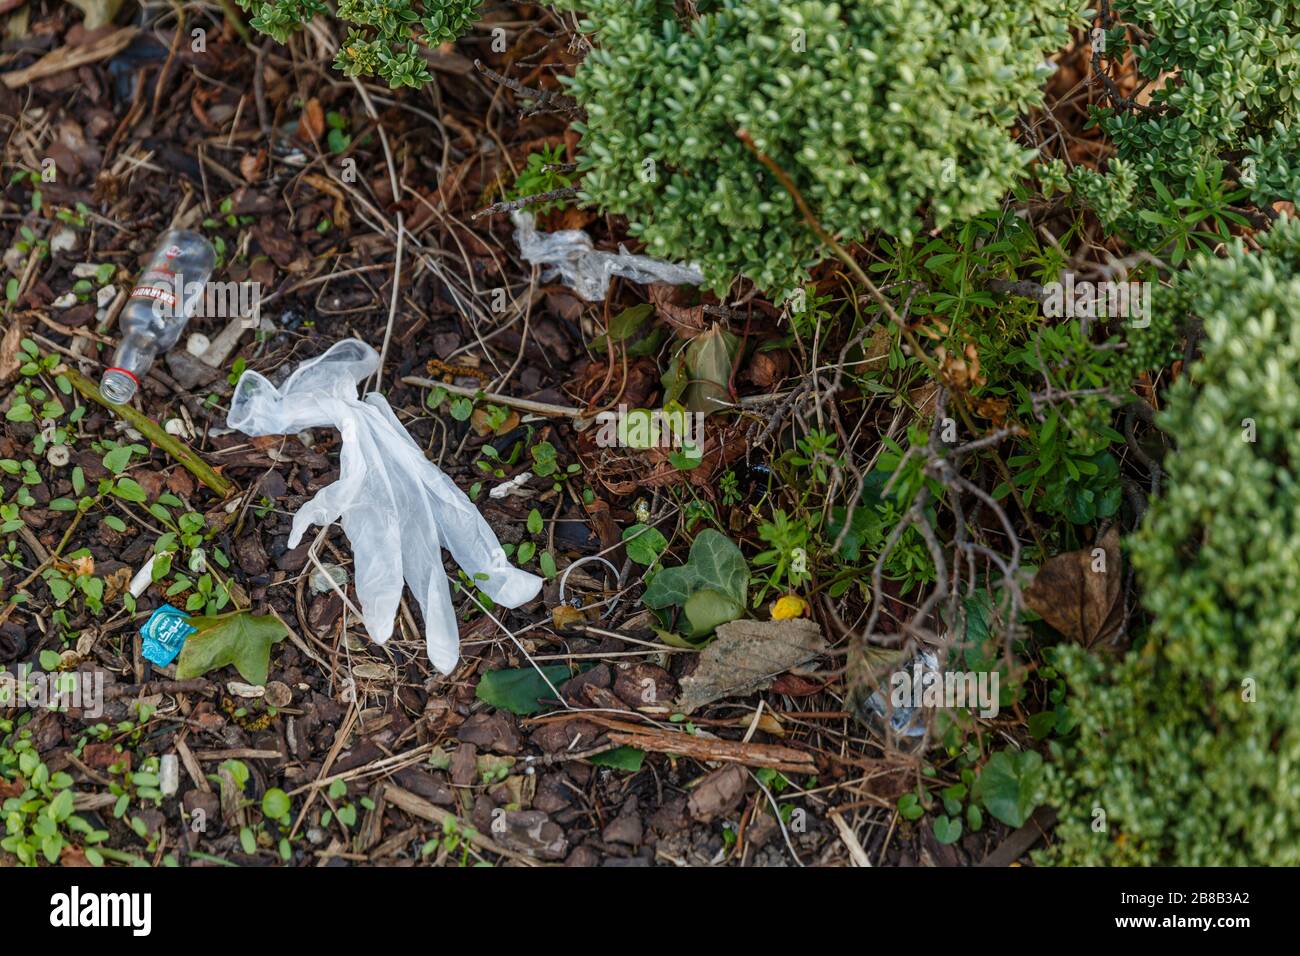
xmin=100 ymin=368 xmax=139 ymax=404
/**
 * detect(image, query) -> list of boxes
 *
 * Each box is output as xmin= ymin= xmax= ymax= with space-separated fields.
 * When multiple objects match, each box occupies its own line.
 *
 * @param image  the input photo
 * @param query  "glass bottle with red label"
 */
xmin=100 ymin=229 xmax=217 ymax=404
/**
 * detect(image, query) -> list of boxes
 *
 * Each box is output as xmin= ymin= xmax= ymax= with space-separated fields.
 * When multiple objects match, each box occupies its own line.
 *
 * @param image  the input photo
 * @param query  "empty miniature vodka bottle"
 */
xmin=99 ymin=230 xmax=217 ymax=404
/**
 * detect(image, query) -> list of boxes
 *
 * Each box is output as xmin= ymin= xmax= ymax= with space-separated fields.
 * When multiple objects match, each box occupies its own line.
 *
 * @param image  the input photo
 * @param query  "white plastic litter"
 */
xmin=227 ymin=339 xmax=543 ymax=673
xmin=512 ymin=211 xmax=704 ymax=301
xmin=159 ymin=754 xmax=179 ymax=798
xmin=866 ymin=649 xmax=940 ymax=738
xmin=488 ymin=470 xmax=532 ymax=499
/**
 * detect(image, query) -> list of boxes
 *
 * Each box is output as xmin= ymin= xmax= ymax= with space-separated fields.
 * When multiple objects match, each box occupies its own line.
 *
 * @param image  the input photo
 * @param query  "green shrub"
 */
xmin=1046 ymin=218 xmax=1300 ymax=864
xmin=233 ymin=0 xmax=481 ymax=88
xmin=1069 ymin=1 xmax=1300 ymax=245
xmin=560 ymin=0 xmax=1082 ymax=294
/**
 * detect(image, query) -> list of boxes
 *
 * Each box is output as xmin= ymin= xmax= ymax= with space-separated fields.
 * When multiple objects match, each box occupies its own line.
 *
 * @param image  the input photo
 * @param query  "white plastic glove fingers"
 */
xmin=286 ymin=421 xmax=372 ymax=549
xmin=342 ymin=502 xmax=402 ymax=645
xmin=417 ymin=535 xmax=461 ymax=675
xmin=381 ymin=453 xmax=460 ymax=669
xmin=424 ymin=466 xmax=543 ymax=609
xmin=361 ymin=394 xmax=542 ymax=609
xmin=228 ymin=370 xmax=343 ymax=436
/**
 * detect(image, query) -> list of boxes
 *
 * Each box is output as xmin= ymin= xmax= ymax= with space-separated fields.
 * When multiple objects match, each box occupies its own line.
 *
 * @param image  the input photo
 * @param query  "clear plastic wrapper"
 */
xmin=512 ymin=211 xmax=704 ymax=301
xmin=227 ymin=339 xmax=542 ymax=673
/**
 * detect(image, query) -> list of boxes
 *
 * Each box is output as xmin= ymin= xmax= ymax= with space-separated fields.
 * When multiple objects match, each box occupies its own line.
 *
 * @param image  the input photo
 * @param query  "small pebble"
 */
xmin=186 ymin=332 xmax=211 ymax=357
xmin=265 ymin=681 xmax=293 ymax=708
xmin=50 ymin=228 xmax=78 ymax=254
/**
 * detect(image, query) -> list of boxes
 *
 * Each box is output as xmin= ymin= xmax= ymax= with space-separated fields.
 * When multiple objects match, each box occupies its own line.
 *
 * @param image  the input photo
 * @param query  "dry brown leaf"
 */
xmin=103 ymin=566 xmax=133 ymax=603
xmin=469 ymin=405 xmax=519 ymax=437
xmin=687 ymin=765 xmax=748 ymax=823
xmin=1023 ymin=526 xmax=1124 ymax=648
xmin=299 ymin=97 xmax=325 ymax=142
xmin=745 ymin=348 xmax=790 ymax=388
xmin=550 ymin=604 xmax=586 ymax=630
xmin=0 ymin=318 xmax=23 ymax=383
xmin=648 ymin=283 xmax=706 ymax=337
xmin=2 ymin=26 xmax=137 ymax=88
xmin=239 ymin=148 xmax=266 ymax=183
xmin=302 ymin=173 xmax=351 ymax=230
xmin=676 ymin=617 xmax=827 ymax=714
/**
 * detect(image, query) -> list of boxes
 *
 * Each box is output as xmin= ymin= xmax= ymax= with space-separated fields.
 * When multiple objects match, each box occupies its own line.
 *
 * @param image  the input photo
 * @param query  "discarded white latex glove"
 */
xmin=228 ymin=339 xmax=542 ymax=673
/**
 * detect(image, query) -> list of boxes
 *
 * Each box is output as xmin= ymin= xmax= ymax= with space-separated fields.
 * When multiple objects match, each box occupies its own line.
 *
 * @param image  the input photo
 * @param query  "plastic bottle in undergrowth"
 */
xmin=100 ymin=229 xmax=217 ymax=404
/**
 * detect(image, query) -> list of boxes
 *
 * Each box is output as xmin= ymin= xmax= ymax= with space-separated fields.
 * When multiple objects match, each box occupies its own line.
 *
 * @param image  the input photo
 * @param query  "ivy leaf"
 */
xmin=683 ymin=588 xmax=743 ymax=638
xmin=642 ymin=529 xmax=748 ymax=609
xmin=973 ymin=750 xmax=1044 ymax=828
xmin=175 ymin=611 xmax=289 ymax=686
xmin=641 ymin=564 xmax=694 ymax=609
xmin=622 ymin=523 xmax=668 ymax=565
xmin=588 ymin=746 xmax=645 ymax=771
xmin=475 ymin=664 xmax=570 ymax=715
xmin=683 ymin=529 xmax=749 ymax=605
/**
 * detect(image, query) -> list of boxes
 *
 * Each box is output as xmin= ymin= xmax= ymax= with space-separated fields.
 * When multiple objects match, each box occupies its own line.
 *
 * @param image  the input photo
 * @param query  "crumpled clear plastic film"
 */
xmin=512 ymin=210 xmax=704 ymax=301
xmin=227 ymin=339 xmax=542 ymax=674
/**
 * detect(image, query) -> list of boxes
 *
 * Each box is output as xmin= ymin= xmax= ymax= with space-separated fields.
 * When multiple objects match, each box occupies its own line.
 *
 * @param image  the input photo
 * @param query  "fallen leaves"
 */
xmin=676 ymin=617 xmax=827 ymax=714
xmin=302 ymin=173 xmax=352 ymax=230
xmin=299 ymin=97 xmax=326 ymax=142
xmin=174 ymin=610 xmax=289 ymax=686
xmin=2 ymin=26 xmax=137 ymax=89
xmin=687 ymin=765 xmax=748 ymax=822
xmin=0 ymin=319 xmax=23 ymax=383
xmin=475 ymin=664 xmax=569 ymax=715
xmin=1024 ymin=526 xmax=1124 ymax=648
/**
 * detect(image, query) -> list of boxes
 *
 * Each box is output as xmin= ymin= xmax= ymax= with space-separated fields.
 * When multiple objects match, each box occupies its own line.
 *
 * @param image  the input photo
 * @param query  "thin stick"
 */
xmin=372 ymin=210 xmax=404 ymax=392
xmin=401 ymin=375 xmax=587 ymax=419
xmin=60 ymin=365 xmax=236 ymax=498
xmin=472 ymin=187 xmax=579 ymax=220
xmin=472 ymin=58 xmax=580 ymax=115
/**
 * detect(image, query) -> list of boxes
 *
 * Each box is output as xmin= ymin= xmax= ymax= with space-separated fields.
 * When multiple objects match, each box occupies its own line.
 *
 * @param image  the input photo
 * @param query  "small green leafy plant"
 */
xmin=641 ymin=529 xmax=750 ymax=644
xmin=233 ymin=0 xmax=482 ymax=89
